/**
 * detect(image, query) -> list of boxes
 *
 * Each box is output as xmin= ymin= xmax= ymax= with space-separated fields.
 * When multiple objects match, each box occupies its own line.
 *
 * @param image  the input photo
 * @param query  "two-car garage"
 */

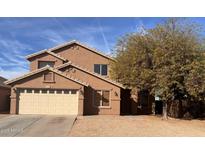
xmin=18 ymin=89 xmax=79 ymax=115
xmin=5 ymin=67 xmax=88 ymax=115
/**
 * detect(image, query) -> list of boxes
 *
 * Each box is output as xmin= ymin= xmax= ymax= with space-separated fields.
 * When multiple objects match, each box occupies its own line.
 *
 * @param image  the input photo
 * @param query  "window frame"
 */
xmin=43 ymin=72 xmax=55 ymax=83
xmin=101 ymin=64 xmax=108 ymax=76
xmin=93 ymin=90 xmax=111 ymax=108
xmin=94 ymin=64 xmax=101 ymax=74
xmin=38 ymin=60 xmax=55 ymax=69
xmin=94 ymin=64 xmax=108 ymax=76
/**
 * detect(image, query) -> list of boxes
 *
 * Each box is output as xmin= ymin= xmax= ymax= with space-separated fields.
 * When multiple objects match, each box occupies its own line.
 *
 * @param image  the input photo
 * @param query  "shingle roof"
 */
xmin=56 ymin=62 xmax=125 ymax=89
xmin=26 ymin=40 xmax=115 ymax=61
xmin=0 ymin=76 xmax=10 ymax=88
xmin=4 ymin=66 xmax=89 ymax=87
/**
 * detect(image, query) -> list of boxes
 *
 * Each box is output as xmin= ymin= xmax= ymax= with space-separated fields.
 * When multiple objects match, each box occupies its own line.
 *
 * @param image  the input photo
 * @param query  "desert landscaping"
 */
xmin=69 ymin=115 xmax=205 ymax=137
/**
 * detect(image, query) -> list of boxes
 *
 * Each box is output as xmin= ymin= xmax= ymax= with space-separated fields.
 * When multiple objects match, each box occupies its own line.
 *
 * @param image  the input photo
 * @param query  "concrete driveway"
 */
xmin=0 ymin=115 xmax=76 ymax=137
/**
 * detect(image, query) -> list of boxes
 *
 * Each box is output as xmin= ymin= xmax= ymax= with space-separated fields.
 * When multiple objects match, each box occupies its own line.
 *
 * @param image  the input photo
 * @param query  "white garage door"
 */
xmin=18 ymin=89 xmax=79 ymax=115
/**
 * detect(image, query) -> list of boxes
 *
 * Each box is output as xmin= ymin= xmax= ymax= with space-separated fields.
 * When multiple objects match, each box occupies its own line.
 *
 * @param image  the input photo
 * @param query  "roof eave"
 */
xmin=26 ymin=50 xmax=67 ymax=62
xmin=5 ymin=66 xmax=88 ymax=87
xmin=56 ymin=62 xmax=125 ymax=89
xmin=26 ymin=49 xmax=47 ymax=60
xmin=4 ymin=66 xmax=49 ymax=85
xmin=25 ymin=40 xmax=115 ymax=61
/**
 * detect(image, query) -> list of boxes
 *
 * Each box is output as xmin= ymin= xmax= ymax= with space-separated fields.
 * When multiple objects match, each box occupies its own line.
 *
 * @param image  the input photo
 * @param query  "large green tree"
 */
xmin=110 ymin=18 xmax=205 ymax=119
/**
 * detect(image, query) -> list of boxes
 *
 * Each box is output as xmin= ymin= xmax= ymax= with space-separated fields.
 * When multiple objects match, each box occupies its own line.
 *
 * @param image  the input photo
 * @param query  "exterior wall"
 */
xmin=53 ymin=44 xmax=112 ymax=76
xmin=78 ymin=86 xmax=84 ymax=116
xmin=0 ymin=87 xmax=10 ymax=112
xmin=60 ymin=66 xmax=121 ymax=115
xmin=9 ymin=70 xmax=84 ymax=115
xmin=28 ymin=53 xmax=64 ymax=71
xmin=11 ymin=42 xmax=122 ymax=115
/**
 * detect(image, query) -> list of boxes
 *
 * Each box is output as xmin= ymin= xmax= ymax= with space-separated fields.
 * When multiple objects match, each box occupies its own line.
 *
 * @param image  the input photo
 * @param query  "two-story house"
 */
xmin=5 ymin=40 xmax=128 ymax=115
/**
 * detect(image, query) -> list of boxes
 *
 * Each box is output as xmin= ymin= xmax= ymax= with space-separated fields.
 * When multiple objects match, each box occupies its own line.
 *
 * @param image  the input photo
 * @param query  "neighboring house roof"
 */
xmin=56 ymin=62 xmax=125 ymax=89
xmin=0 ymin=76 xmax=10 ymax=88
xmin=26 ymin=50 xmax=67 ymax=61
xmin=4 ymin=66 xmax=89 ymax=87
xmin=26 ymin=40 xmax=115 ymax=61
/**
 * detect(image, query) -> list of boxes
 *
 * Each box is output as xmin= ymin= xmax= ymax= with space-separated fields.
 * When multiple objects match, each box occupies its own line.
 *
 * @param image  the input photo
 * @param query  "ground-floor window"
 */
xmin=94 ymin=90 xmax=110 ymax=107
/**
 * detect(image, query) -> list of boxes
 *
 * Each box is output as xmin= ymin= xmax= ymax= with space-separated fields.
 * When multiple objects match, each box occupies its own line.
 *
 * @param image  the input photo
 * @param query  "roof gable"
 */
xmin=56 ymin=62 xmax=125 ymax=89
xmin=26 ymin=40 xmax=115 ymax=61
xmin=26 ymin=50 xmax=67 ymax=61
xmin=5 ymin=66 xmax=89 ymax=87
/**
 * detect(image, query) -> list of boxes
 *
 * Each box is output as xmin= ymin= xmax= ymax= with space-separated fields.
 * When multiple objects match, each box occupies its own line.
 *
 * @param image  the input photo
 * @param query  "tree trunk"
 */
xmin=163 ymin=102 xmax=168 ymax=120
xmin=178 ymin=100 xmax=183 ymax=118
xmin=168 ymin=100 xmax=183 ymax=118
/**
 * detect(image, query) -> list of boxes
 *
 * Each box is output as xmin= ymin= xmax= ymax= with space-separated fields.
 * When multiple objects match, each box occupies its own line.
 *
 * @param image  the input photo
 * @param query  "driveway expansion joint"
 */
xmin=13 ymin=116 xmax=43 ymax=137
xmin=67 ymin=116 xmax=77 ymax=136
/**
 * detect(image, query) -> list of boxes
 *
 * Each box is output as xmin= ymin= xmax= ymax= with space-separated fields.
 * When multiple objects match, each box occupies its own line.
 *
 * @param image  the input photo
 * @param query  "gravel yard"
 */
xmin=69 ymin=115 xmax=205 ymax=137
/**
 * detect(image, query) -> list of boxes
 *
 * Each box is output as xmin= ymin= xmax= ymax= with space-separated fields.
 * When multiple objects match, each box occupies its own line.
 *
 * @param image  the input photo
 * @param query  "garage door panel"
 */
xmin=18 ymin=89 xmax=79 ymax=115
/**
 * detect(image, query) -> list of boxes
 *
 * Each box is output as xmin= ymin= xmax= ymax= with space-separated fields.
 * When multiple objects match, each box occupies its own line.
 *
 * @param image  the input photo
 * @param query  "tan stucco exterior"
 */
xmin=60 ymin=65 xmax=121 ymax=115
xmin=9 ymin=70 xmax=84 ymax=115
xmin=29 ymin=53 xmax=64 ymax=71
xmin=7 ymin=41 xmax=122 ymax=115
xmin=52 ymin=44 xmax=112 ymax=74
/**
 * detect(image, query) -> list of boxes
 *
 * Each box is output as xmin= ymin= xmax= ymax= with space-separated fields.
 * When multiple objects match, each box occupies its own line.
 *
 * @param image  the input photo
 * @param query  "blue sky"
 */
xmin=0 ymin=17 xmax=205 ymax=79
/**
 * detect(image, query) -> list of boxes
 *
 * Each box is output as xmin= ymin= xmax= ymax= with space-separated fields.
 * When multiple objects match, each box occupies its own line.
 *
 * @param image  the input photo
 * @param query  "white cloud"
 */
xmin=0 ymin=39 xmax=32 ymax=55
xmin=68 ymin=26 xmax=112 ymax=37
xmin=0 ymin=38 xmax=31 ymax=66
xmin=35 ymin=24 xmax=113 ymax=55
xmin=0 ymin=37 xmax=31 ymax=78
xmin=0 ymin=67 xmax=28 ymax=80
xmin=0 ymin=18 xmax=116 ymax=80
xmin=40 ymin=30 xmax=66 ymax=44
xmin=96 ymin=19 xmax=111 ymax=54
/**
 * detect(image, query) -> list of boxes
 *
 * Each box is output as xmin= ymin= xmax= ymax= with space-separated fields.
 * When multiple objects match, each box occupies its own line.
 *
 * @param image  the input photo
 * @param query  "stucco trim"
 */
xmin=4 ymin=66 xmax=89 ymax=87
xmin=56 ymin=62 xmax=125 ymax=89
xmin=26 ymin=40 xmax=115 ymax=61
xmin=26 ymin=50 xmax=67 ymax=62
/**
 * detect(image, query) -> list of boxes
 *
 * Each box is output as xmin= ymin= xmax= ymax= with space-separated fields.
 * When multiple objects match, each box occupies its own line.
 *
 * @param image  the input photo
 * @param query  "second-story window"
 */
xmin=94 ymin=64 xmax=108 ymax=76
xmin=38 ymin=61 xmax=55 ymax=69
